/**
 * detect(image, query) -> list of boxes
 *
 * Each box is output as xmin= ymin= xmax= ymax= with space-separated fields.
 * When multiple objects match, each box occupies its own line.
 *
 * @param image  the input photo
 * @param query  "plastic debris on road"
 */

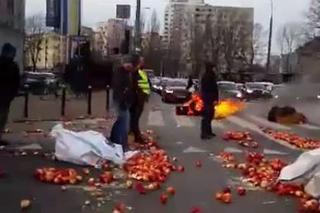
xmin=50 ymin=124 xmax=138 ymax=167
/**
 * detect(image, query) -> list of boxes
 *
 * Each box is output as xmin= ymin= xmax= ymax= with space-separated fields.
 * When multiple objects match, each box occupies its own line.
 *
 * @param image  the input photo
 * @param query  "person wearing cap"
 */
xmin=0 ymin=43 xmax=20 ymax=145
xmin=130 ymin=56 xmax=151 ymax=143
xmin=110 ymin=54 xmax=141 ymax=151
xmin=200 ymin=62 xmax=219 ymax=140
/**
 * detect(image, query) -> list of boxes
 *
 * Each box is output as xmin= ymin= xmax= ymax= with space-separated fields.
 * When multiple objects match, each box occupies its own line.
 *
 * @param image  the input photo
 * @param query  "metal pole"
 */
xmin=24 ymin=85 xmax=29 ymax=118
xmin=106 ymin=85 xmax=110 ymax=112
xmin=135 ymin=0 xmax=141 ymax=51
xmin=61 ymin=85 xmax=66 ymax=116
xmin=266 ymin=0 xmax=274 ymax=73
xmin=87 ymin=85 xmax=92 ymax=115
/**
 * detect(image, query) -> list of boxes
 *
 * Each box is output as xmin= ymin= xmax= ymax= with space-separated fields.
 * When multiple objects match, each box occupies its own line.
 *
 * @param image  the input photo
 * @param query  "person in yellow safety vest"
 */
xmin=130 ymin=57 xmax=151 ymax=143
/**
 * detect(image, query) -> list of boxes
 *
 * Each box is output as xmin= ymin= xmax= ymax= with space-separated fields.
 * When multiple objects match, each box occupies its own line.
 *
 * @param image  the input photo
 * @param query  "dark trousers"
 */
xmin=0 ymin=106 xmax=9 ymax=134
xmin=201 ymin=100 xmax=215 ymax=136
xmin=130 ymin=100 xmax=145 ymax=141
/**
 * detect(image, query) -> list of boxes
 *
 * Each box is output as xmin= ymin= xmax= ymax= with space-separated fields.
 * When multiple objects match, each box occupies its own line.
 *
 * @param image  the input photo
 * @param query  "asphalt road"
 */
xmin=1 ymin=93 xmax=320 ymax=213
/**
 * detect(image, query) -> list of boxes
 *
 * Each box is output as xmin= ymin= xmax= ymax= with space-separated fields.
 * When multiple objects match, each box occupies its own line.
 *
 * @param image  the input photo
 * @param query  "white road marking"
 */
xmin=212 ymin=120 xmax=226 ymax=129
xmin=175 ymin=115 xmax=194 ymax=127
xmin=298 ymin=124 xmax=320 ymax=130
xmin=247 ymin=115 xmax=291 ymax=130
xmin=224 ymin=147 xmax=243 ymax=154
xmin=263 ymin=149 xmax=288 ymax=155
xmin=15 ymin=143 xmax=43 ymax=150
xmin=147 ymin=111 xmax=165 ymax=127
xmin=183 ymin=146 xmax=208 ymax=153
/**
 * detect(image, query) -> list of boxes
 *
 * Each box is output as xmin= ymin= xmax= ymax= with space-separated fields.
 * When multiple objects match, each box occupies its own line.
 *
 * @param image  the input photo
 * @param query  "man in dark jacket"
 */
xmin=110 ymin=54 xmax=140 ymax=151
xmin=0 ymin=43 xmax=20 ymax=145
xmin=130 ymin=57 xmax=150 ymax=143
xmin=200 ymin=63 xmax=219 ymax=140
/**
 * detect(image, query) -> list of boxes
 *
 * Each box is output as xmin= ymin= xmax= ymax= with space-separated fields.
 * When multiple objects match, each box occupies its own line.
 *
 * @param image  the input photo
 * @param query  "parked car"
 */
xmin=218 ymin=81 xmax=244 ymax=100
xmin=244 ymin=82 xmax=273 ymax=100
xmin=161 ymin=79 xmax=190 ymax=103
xmin=22 ymin=72 xmax=59 ymax=95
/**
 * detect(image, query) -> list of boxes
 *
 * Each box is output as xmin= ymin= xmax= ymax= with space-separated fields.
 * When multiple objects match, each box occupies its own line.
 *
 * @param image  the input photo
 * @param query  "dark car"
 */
xmin=22 ymin=72 xmax=59 ymax=95
xmin=244 ymin=82 xmax=273 ymax=100
xmin=161 ymin=79 xmax=191 ymax=103
xmin=218 ymin=81 xmax=244 ymax=100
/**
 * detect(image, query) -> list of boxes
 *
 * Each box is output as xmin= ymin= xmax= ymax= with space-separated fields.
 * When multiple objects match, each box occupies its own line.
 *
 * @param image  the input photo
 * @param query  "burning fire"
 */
xmin=183 ymin=93 xmax=245 ymax=119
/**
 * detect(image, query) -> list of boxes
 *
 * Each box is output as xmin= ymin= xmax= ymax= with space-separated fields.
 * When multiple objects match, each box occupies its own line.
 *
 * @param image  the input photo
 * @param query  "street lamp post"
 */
xmin=135 ymin=0 xmax=141 ymax=51
xmin=266 ymin=0 xmax=274 ymax=73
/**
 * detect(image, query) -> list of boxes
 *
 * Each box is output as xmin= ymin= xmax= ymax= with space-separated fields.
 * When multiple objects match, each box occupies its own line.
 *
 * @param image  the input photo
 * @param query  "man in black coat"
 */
xmin=0 ymin=43 xmax=20 ymax=145
xmin=200 ymin=63 xmax=219 ymax=140
xmin=110 ymin=54 xmax=140 ymax=151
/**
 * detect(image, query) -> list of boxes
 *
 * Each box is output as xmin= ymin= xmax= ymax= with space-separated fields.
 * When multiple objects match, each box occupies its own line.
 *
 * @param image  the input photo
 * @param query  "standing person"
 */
xmin=0 ymin=43 xmax=20 ymax=145
xmin=200 ymin=63 xmax=219 ymax=140
xmin=186 ymin=75 xmax=193 ymax=91
xmin=110 ymin=54 xmax=141 ymax=151
xmin=130 ymin=57 xmax=151 ymax=143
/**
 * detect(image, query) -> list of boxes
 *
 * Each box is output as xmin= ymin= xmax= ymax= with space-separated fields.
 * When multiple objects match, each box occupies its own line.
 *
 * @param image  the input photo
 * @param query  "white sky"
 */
xmin=26 ymin=0 xmax=311 ymax=53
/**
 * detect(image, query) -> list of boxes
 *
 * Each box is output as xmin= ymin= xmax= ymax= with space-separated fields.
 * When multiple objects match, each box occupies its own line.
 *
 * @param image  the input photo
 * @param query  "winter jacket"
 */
xmin=200 ymin=71 xmax=219 ymax=103
xmin=0 ymin=56 xmax=20 ymax=108
xmin=112 ymin=65 xmax=134 ymax=110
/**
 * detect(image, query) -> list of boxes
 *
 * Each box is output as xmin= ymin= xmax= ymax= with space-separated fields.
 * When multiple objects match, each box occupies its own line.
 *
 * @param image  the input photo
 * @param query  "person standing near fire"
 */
xmin=200 ymin=63 xmax=219 ymax=140
xmin=130 ymin=56 xmax=151 ymax=143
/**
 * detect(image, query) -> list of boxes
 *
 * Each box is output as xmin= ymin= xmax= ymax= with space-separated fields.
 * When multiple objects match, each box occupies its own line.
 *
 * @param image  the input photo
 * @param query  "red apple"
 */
xmin=195 ymin=161 xmax=202 ymax=168
xmin=160 ymin=193 xmax=168 ymax=204
xmin=221 ymin=193 xmax=232 ymax=204
xmin=237 ymin=187 xmax=246 ymax=196
xmin=166 ymin=186 xmax=176 ymax=195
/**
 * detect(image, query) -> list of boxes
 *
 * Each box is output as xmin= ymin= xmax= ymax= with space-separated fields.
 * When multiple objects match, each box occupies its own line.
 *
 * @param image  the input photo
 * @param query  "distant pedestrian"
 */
xmin=110 ymin=54 xmax=141 ymax=151
xmin=200 ymin=63 xmax=219 ymax=140
xmin=186 ymin=75 xmax=193 ymax=91
xmin=130 ymin=57 xmax=151 ymax=143
xmin=0 ymin=43 xmax=20 ymax=145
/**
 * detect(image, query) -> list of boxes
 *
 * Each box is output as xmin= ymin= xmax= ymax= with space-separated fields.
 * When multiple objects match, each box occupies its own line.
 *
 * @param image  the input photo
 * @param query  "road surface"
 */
xmin=1 ymin=93 xmax=320 ymax=213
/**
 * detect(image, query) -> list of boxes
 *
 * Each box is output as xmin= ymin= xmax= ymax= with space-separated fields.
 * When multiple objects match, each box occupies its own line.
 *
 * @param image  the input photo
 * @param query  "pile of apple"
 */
xmin=124 ymin=149 xmax=175 ymax=183
xmin=218 ymin=151 xmax=320 ymax=212
xmin=263 ymin=128 xmax=320 ymax=150
xmin=223 ymin=131 xmax=259 ymax=148
xmin=34 ymin=167 xmax=82 ymax=185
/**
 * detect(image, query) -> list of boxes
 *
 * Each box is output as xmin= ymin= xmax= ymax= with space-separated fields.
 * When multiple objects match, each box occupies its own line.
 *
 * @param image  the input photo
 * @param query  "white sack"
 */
xmin=50 ymin=124 xmax=125 ymax=167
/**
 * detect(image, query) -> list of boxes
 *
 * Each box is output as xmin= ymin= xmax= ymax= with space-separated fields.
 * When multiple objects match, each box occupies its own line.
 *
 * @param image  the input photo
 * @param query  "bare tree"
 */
xmin=251 ymin=23 xmax=267 ymax=65
xmin=307 ymin=0 xmax=320 ymax=30
xmin=149 ymin=10 xmax=160 ymax=33
xmin=25 ymin=14 xmax=46 ymax=72
xmin=277 ymin=22 xmax=307 ymax=55
xmin=142 ymin=10 xmax=163 ymax=75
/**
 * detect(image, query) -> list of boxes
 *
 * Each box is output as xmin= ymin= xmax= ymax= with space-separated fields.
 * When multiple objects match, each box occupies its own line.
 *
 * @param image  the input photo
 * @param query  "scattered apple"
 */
xmin=160 ymin=193 xmax=168 ymax=204
xmin=20 ymin=199 xmax=31 ymax=210
xmin=166 ymin=186 xmax=176 ymax=195
xmin=237 ymin=187 xmax=246 ymax=196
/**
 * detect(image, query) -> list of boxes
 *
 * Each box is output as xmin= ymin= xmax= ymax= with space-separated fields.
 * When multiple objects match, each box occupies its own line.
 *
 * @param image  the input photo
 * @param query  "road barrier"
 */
xmin=24 ymin=85 xmax=29 ymax=118
xmin=87 ymin=85 xmax=92 ymax=115
xmin=61 ymin=85 xmax=66 ymax=117
xmin=106 ymin=85 xmax=110 ymax=112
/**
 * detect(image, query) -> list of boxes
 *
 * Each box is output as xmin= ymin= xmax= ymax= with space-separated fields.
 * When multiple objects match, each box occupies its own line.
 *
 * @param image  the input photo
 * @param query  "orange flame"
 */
xmin=183 ymin=93 xmax=245 ymax=119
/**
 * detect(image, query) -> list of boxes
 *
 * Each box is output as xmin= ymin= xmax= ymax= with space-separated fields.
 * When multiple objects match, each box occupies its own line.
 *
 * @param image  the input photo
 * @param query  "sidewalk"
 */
xmin=9 ymin=91 xmax=113 ymax=122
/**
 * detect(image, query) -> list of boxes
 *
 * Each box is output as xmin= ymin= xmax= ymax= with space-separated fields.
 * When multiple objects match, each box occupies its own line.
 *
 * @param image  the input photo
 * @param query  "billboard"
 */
xmin=116 ymin=5 xmax=131 ymax=19
xmin=46 ymin=0 xmax=61 ymax=28
xmin=62 ymin=0 xmax=81 ymax=35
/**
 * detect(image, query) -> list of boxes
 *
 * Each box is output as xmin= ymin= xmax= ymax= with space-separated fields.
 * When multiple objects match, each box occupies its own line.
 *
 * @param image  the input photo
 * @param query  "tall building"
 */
xmin=163 ymin=0 xmax=254 ymax=75
xmin=24 ymin=32 xmax=67 ymax=70
xmin=93 ymin=19 xmax=127 ymax=58
xmin=0 ymin=0 xmax=25 ymax=70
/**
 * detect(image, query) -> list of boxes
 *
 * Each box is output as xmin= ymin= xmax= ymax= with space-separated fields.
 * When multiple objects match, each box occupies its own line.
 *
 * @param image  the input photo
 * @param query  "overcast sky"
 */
xmin=26 ymin=0 xmax=311 ymax=53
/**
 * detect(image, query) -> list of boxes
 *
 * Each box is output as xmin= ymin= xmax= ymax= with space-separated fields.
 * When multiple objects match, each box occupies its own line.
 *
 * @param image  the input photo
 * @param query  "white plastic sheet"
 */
xmin=278 ymin=148 xmax=320 ymax=198
xmin=51 ymin=124 xmax=126 ymax=167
